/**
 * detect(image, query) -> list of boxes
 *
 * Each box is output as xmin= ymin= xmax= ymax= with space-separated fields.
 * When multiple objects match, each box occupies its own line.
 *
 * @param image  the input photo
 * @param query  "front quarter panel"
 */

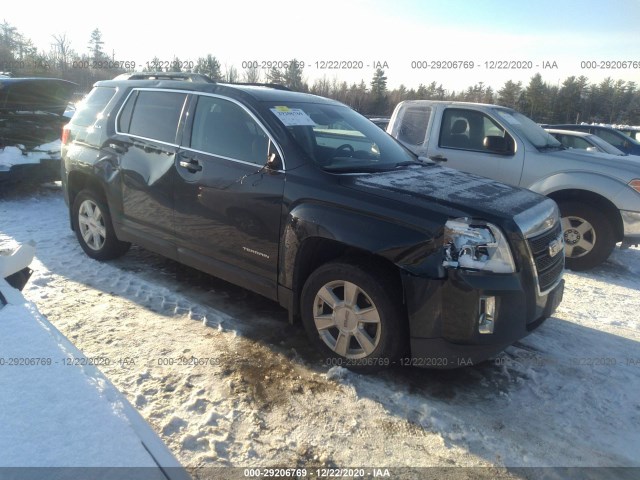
xmin=279 ymin=202 xmax=446 ymax=290
xmin=526 ymin=171 xmax=638 ymax=210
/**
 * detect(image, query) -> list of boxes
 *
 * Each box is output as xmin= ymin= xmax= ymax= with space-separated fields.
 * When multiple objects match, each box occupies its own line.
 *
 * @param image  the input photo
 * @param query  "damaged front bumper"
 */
xmin=402 ymin=268 xmax=564 ymax=368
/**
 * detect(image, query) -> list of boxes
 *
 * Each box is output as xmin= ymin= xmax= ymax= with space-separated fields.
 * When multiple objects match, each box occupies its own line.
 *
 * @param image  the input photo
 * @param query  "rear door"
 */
xmin=112 ymin=89 xmax=189 ymax=256
xmin=172 ymin=93 xmax=285 ymax=299
xmin=426 ymin=107 xmax=525 ymax=186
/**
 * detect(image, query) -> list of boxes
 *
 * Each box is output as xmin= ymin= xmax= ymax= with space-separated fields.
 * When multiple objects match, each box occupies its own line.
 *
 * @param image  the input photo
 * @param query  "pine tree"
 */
xmin=283 ymin=59 xmax=305 ymax=91
xmin=370 ymin=68 xmax=388 ymax=114
xmin=88 ymin=28 xmax=106 ymax=63
xmin=497 ymin=80 xmax=523 ymax=109
xmin=194 ymin=54 xmax=222 ymax=80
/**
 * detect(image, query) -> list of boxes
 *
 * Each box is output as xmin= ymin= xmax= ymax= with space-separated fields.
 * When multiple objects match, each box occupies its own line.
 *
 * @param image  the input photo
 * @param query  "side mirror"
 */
xmin=483 ymin=135 xmax=512 ymax=155
xmin=267 ymin=152 xmax=282 ymax=170
xmin=266 ymin=138 xmax=283 ymax=170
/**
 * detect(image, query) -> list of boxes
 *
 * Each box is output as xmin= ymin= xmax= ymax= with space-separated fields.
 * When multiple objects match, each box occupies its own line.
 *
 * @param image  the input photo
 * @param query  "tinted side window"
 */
xmin=117 ymin=91 xmax=137 ymax=133
xmin=397 ymin=106 xmax=430 ymax=146
xmin=127 ymin=91 xmax=187 ymax=144
xmin=71 ymin=87 xmax=116 ymax=127
xmin=190 ymin=96 xmax=268 ymax=165
xmin=594 ymin=129 xmax=625 ymax=148
xmin=557 ymin=134 xmax=590 ymax=150
xmin=439 ymin=108 xmax=508 ymax=151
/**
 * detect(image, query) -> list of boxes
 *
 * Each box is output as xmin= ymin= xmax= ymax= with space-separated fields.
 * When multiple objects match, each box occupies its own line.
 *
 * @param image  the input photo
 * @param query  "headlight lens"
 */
xmin=443 ymin=218 xmax=515 ymax=273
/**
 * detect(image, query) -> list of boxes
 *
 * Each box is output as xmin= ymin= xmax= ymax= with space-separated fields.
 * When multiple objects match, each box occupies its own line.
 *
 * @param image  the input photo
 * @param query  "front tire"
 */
xmin=558 ymin=201 xmax=615 ymax=271
xmin=72 ymin=189 xmax=130 ymax=261
xmin=300 ymin=261 xmax=406 ymax=372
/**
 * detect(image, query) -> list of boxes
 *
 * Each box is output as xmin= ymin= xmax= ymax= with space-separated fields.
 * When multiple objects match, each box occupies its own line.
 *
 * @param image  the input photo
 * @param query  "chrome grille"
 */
xmin=527 ymin=222 xmax=564 ymax=293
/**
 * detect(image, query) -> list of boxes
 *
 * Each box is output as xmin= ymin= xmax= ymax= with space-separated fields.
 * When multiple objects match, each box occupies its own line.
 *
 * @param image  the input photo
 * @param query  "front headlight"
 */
xmin=443 ymin=218 xmax=515 ymax=273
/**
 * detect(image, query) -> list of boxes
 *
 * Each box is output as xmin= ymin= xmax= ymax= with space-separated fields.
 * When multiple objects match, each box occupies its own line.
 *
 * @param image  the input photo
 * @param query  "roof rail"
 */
xmin=225 ymin=82 xmax=291 ymax=91
xmin=112 ymin=72 xmax=215 ymax=83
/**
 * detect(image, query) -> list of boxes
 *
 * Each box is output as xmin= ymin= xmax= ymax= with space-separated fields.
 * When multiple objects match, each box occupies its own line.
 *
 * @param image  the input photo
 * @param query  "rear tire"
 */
xmin=300 ymin=260 xmax=406 ymax=373
xmin=558 ymin=201 xmax=615 ymax=271
xmin=72 ymin=189 xmax=130 ymax=261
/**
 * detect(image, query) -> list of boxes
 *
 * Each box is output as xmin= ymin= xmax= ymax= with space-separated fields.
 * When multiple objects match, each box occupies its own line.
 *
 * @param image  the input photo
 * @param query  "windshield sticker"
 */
xmin=497 ymin=112 xmax=521 ymax=125
xmin=270 ymin=107 xmax=317 ymax=126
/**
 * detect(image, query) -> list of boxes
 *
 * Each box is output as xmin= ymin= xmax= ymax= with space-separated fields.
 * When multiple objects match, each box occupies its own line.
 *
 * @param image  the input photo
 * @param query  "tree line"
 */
xmin=1 ymin=21 xmax=638 ymax=125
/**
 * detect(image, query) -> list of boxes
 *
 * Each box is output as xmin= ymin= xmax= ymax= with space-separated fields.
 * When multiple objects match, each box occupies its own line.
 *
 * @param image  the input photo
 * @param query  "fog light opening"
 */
xmin=479 ymin=296 xmax=495 ymax=334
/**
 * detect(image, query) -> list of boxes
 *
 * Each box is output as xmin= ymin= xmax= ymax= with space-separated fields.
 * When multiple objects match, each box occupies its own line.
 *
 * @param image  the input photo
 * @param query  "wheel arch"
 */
xmin=287 ymin=237 xmax=405 ymax=323
xmin=546 ymin=189 xmax=624 ymax=242
xmin=279 ymin=203 xmax=439 ymax=323
xmin=67 ymin=171 xmax=108 ymax=231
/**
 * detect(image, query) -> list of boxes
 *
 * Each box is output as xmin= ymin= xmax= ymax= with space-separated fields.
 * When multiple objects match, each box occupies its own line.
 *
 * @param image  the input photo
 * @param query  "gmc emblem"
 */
xmin=548 ymin=238 xmax=563 ymax=257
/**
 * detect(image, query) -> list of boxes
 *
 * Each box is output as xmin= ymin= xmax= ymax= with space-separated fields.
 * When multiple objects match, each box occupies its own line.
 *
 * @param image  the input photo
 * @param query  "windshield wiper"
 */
xmin=324 ymin=164 xmax=399 ymax=173
xmin=394 ymin=160 xmax=433 ymax=168
xmin=324 ymin=165 xmax=394 ymax=173
xmin=537 ymin=144 xmax=566 ymax=152
xmin=324 ymin=159 xmax=431 ymax=173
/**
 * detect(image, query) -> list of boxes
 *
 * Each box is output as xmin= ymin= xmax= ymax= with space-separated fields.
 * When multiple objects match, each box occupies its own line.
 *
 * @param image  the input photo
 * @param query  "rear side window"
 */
xmin=555 ymin=134 xmax=590 ymax=150
xmin=594 ymin=129 xmax=625 ymax=148
xmin=397 ymin=106 xmax=430 ymax=146
xmin=121 ymin=90 xmax=187 ymax=144
xmin=71 ymin=87 xmax=116 ymax=127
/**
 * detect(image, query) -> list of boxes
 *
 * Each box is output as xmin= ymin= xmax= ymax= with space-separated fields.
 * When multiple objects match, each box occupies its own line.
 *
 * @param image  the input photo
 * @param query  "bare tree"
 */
xmin=51 ymin=33 xmax=72 ymax=70
xmin=224 ymin=64 xmax=238 ymax=83
xmin=242 ymin=64 xmax=260 ymax=83
xmin=310 ymin=76 xmax=331 ymax=97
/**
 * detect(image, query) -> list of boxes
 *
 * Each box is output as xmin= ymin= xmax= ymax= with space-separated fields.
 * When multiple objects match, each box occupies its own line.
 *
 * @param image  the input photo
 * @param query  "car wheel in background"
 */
xmin=558 ymin=201 xmax=615 ymax=271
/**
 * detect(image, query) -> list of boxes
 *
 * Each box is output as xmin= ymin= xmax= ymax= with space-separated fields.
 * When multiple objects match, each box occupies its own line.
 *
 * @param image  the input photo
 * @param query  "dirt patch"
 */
xmin=220 ymin=337 xmax=339 ymax=411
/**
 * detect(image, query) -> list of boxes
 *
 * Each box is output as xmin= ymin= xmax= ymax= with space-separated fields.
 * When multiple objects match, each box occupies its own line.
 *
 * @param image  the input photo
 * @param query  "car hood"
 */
xmin=0 ymin=78 xmax=77 ymax=117
xmin=345 ymin=164 xmax=545 ymax=220
xmin=545 ymin=148 xmax=640 ymax=177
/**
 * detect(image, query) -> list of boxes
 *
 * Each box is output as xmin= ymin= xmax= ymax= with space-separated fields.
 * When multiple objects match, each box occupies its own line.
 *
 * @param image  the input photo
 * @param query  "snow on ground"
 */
xmin=1 ymin=186 xmax=639 ymax=478
xmin=0 ymin=301 xmax=165 ymax=471
xmin=0 ymin=140 xmax=61 ymax=168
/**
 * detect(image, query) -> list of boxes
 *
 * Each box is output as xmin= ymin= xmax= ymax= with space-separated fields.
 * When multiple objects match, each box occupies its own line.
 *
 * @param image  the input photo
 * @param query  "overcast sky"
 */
xmin=4 ymin=0 xmax=640 ymax=91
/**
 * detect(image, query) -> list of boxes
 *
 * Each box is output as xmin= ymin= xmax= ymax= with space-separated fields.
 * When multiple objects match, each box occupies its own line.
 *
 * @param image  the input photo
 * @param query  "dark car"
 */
xmin=616 ymin=127 xmax=640 ymax=142
xmin=542 ymin=123 xmax=640 ymax=155
xmin=0 ymin=77 xmax=77 ymax=184
xmin=367 ymin=116 xmax=391 ymax=130
xmin=61 ymin=74 xmax=564 ymax=371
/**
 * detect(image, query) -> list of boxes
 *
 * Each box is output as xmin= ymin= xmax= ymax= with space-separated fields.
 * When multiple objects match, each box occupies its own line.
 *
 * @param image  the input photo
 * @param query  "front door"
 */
xmin=428 ymin=107 xmax=525 ymax=186
xmin=172 ymin=94 xmax=285 ymax=298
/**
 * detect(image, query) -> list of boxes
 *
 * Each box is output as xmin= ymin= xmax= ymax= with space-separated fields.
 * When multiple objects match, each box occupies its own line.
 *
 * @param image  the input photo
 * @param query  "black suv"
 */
xmin=62 ymin=74 xmax=565 ymax=371
xmin=1 ymin=77 xmax=76 ymax=184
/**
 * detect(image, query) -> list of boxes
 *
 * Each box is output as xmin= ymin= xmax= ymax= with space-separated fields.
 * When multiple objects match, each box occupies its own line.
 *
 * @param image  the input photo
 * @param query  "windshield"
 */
xmin=494 ymin=109 xmax=562 ymax=149
xmin=265 ymin=101 xmax=416 ymax=172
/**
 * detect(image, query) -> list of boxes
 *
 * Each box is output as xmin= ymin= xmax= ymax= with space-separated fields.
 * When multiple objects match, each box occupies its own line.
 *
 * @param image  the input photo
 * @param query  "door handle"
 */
xmin=179 ymin=159 xmax=202 ymax=172
xmin=428 ymin=155 xmax=448 ymax=162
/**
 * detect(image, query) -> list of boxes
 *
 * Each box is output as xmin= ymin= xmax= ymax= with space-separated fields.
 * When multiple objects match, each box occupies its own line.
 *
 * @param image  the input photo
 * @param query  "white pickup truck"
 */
xmin=387 ymin=100 xmax=640 ymax=270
